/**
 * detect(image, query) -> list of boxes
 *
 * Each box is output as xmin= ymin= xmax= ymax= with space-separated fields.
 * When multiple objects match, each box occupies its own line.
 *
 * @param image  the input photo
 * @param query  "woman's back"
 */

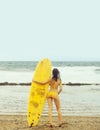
xmin=49 ymin=78 xmax=61 ymax=92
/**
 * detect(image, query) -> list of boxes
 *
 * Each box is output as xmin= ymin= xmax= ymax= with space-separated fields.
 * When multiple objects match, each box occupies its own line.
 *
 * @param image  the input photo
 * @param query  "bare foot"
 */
xmin=59 ymin=123 xmax=62 ymax=127
xmin=50 ymin=123 xmax=56 ymax=127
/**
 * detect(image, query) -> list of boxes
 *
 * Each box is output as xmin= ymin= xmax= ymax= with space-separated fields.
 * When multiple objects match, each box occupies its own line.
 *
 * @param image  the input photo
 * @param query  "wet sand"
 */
xmin=0 ymin=115 xmax=100 ymax=130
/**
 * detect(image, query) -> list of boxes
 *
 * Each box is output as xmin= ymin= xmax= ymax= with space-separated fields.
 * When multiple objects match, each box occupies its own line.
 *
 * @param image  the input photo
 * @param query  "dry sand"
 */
xmin=0 ymin=115 xmax=100 ymax=130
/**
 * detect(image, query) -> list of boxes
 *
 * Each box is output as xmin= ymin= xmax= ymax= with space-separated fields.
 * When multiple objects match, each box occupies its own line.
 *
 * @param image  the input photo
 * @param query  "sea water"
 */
xmin=0 ymin=61 xmax=100 ymax=116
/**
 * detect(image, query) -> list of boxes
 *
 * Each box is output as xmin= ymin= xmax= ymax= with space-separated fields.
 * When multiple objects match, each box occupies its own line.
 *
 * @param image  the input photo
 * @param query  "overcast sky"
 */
xmin=0 ymin=0 xmax=100 ymax=61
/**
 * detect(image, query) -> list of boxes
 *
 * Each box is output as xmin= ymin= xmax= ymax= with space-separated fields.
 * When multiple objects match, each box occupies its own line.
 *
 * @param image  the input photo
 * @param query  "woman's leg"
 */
xmin=47 ymin=97 xmax=53 ymax=125
xmin=54 ymin=96 xmax=62 ymax=126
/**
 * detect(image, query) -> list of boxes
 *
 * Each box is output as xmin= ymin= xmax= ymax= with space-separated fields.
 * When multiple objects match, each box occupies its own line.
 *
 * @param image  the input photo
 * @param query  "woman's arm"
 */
xmin=58 ymin=80 xmax=62 ymax=94
xmin=32 ymin=78 xmax=51 ymax=85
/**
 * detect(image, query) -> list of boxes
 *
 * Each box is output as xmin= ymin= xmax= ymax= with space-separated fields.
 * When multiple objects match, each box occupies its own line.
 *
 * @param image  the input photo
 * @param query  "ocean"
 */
xmin=0 ymin=61 xmax=100 ymax=116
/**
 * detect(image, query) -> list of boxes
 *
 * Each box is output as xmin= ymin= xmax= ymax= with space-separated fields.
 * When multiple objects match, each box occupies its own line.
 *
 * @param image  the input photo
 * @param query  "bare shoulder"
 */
xmin=48 ymin=78 xmax=52 ymax=82
xmin=48 ymin=78 xmax=52 ymax=84
xmin=57 ymin=78 xmax=62 ymax=84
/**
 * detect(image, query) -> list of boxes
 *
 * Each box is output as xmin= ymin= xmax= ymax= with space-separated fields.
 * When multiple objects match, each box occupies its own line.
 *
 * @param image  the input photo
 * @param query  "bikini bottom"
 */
xmin=46 ymin=91 xmax=58 ymax=98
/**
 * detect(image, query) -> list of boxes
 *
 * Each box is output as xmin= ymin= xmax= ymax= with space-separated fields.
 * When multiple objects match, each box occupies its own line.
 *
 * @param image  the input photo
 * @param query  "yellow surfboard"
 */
xmin=27 ymin=58 xmax=52 ymax=127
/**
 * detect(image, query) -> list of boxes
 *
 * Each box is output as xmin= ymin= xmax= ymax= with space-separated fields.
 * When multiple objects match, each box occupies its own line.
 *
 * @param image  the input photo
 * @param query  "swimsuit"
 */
xmin=46 ymin=91 xmax=58 ymax=98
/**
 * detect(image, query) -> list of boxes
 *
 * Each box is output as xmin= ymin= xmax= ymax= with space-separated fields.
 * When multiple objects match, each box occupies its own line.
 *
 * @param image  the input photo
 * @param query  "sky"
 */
xmin=0 ymin=0 xmax=100 ymax=61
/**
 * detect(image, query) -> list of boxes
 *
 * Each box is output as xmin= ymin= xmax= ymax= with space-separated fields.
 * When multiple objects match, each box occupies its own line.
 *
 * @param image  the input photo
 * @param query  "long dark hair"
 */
xmin=52 ymin=68 xmax=60 ymax=81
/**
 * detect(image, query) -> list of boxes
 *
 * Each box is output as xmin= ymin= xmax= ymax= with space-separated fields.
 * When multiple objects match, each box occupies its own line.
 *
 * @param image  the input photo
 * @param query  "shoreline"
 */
xmin=0 ymin=115 xmax=100 ymax=130
xmin=0 ymin=113 xmax=100 ymax=117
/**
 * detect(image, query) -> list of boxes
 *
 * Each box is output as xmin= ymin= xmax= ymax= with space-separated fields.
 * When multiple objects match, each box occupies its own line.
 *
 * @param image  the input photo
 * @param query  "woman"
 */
xmin=33 ymin=68 xmax=62 ymax=127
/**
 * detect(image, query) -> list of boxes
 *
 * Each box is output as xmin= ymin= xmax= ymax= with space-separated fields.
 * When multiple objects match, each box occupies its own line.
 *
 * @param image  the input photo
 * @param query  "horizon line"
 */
xmin=0 ymin=60 xmax=100 ymax=62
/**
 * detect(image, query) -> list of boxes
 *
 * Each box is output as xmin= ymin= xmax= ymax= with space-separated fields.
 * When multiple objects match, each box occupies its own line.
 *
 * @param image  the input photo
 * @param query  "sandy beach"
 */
xmin=0 ymin=62 xmax=100 ymax=130
xmin=0 ymin=115 xmax=100 ymax=130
